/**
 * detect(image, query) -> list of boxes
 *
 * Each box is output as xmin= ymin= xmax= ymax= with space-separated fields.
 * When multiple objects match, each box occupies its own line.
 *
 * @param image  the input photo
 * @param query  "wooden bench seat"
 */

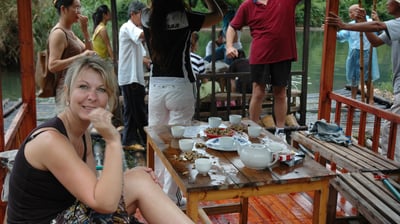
xmin=291 ymin=131 xmax=400 ymax=172
xmin=291 ymin=131 xmax=400 ymax=223
xmin=327 ymin=172 xmax=400 ymax=224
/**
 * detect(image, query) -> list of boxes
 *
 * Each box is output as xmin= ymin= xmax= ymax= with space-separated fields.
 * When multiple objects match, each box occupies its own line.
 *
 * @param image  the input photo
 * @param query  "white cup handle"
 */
xmin=268 ymin=152 xmax=280 ymax=167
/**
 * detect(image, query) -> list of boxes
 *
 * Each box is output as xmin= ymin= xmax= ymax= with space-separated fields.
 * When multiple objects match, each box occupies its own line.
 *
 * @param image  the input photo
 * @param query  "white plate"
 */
xmin=206 ymin=136 xmax=250 ymax=151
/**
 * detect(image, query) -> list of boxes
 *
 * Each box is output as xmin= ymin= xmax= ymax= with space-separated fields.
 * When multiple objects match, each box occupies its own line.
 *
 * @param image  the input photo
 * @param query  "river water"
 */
xmin=1 ymin=30 xmax=393 ymax=100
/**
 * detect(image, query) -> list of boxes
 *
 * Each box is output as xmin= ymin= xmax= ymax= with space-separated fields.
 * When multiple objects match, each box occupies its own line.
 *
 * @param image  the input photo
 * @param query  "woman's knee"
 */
xmin=124 ymin=168 xmax=156 ymax=190
xmin=123 ymin=169 xmax=156 ymax=209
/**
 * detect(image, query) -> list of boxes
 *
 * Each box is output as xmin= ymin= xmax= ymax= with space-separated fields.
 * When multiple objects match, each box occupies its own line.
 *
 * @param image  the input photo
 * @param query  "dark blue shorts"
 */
xmin=250 ymin=60 xmax=292 ymax=87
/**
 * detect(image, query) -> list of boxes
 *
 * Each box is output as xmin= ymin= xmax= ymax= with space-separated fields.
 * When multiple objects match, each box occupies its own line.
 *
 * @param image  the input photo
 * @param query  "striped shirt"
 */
xmin=190 ymin=52 xmax=205 ymax=76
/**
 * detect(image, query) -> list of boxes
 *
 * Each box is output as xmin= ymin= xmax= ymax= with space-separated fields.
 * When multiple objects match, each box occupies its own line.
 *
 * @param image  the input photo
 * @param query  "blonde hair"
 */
xmin=62 ymin=56 xmax=118 ymax=111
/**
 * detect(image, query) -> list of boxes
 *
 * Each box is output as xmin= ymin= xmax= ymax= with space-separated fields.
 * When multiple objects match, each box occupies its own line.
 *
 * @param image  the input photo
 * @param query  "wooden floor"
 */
xmin=197 ymin=193 xmax=316 ymax=223
xmin=134 ymin=190 xmax=360 ymax=223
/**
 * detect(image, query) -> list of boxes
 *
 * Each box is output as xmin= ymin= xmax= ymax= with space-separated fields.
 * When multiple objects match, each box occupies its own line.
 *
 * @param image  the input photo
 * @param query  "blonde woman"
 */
xmin=7 ymin=56 xmax=194 ymax=223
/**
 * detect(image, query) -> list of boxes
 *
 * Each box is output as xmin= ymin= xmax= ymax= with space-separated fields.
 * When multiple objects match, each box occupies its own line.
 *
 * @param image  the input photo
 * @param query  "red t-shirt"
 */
xmin=230 ymin=0 xmax=300 ymax=64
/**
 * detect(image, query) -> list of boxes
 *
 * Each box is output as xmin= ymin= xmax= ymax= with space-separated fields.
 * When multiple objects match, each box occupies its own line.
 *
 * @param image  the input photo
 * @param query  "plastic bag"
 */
xmin=0 ymin=149 xmax=18 ymax=202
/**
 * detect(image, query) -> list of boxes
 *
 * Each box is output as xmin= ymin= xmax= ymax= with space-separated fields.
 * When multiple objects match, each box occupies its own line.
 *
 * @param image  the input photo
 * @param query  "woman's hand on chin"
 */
xmin=88 ymin=108 xmax=119 ymax=142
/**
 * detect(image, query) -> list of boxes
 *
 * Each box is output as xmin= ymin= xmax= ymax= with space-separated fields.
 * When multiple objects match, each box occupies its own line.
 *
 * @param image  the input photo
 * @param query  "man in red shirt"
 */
xmin=226 ymin=0 xmax=301 ymax=138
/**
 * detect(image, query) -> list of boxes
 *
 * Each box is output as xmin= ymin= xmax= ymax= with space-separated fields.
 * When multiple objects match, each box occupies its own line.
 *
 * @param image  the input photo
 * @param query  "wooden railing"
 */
xmin=193 ymin=71 xmax=304 ymax=122
xmin=0 ymin=103 xmax=32 ymax=221
xmin=4 ymin=103 xmax=30 ymax=150
xmin=194 ymin=72 xmax=251 ymax=121
xmin=328 ymin=92 xmax=399 ymax=160
xmin=319 ymin=0 xmax=398 ymax=161
xmin=0 ymin=1 xmax=37 ymax=222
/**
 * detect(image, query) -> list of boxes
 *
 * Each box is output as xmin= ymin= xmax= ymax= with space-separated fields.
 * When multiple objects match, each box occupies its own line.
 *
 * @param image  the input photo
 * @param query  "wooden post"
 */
xmin=1 ymin=0 xmax=36 ymax=222
xmin=0 ymin=63 xmax=3 ymax=156
xmin=359 ymin=0 xmax=366 ymax=102
xmin=367 ymin=47 xmax=373 ymax=103
xmin=367 ymin=0 xmax=377 ymax=104
xmin=318 ymin=0 xmax=339 ymax=121
xmin=17 ymin=0 xmax=36 ymax=139
xmin=110 ymin=0 xmax=118 ymax=75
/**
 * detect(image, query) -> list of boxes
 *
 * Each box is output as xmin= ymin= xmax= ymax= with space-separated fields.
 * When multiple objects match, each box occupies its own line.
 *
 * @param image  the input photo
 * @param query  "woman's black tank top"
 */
xmin=7 ymin=117 xmax=87 ymax=223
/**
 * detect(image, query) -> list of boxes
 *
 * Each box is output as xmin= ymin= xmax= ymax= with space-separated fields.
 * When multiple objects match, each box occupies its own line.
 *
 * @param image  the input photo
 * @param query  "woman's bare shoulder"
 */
xmin=24 ymin=128 xmax=71 ymax=170
xmin=48 ymin=27 xmax=69 ymax=44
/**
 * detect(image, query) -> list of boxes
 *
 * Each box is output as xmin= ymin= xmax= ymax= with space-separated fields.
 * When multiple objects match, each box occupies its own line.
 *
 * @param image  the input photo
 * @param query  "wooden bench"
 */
xmin=291 ymin=131 xmax=400 ymax=173
xmin=327 ymin=172 xmax=400 ymax=224
xmin=291 ymin=131 xmax=400 ymax=223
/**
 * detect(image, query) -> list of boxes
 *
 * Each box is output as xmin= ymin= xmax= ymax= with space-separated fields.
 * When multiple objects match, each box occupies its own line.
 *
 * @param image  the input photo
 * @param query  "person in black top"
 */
xmin=141 ymin=0 xmax=227 ymax=204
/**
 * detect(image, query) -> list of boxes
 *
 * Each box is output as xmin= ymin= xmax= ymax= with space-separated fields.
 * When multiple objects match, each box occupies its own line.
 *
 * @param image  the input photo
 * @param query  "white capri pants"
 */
xmin=148 ymin=77 xmax=195 ymax=202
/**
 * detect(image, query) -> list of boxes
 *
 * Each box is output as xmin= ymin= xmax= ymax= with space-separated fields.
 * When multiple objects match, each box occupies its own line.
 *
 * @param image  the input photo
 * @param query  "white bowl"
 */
xmin=178 ymin=139 xmax=194 ymax=152
xmin=195 ymin=158 xmax=212 ymax=176
xmin=208 ymin=117 xmax=222 ymax=128
xmin=171 ymin=125 xmax=185 ymax=138
xmin=248 ymin=126 xmax=262 ymax=137
xmin=229 ymin=114 xmax=242 ymax=125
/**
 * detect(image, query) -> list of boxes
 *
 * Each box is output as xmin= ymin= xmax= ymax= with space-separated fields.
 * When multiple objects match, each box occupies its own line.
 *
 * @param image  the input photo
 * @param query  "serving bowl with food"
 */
xmin=203 ymin=127 xmax=235 ymax=139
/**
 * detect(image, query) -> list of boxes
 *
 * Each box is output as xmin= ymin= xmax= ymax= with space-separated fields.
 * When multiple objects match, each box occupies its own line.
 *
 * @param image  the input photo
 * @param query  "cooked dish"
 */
xmin=204 ymin=127 xmax=234 ymax=138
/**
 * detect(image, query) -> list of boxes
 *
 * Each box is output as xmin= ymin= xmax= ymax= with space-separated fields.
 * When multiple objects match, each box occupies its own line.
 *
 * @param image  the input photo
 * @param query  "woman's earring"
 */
xmin=66 ymin=101 xmax=70 ymax=106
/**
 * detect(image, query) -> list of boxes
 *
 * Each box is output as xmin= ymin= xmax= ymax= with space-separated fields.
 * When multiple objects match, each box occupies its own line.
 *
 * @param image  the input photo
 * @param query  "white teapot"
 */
xmin=238 ymin=143 xmax=279 ymax=169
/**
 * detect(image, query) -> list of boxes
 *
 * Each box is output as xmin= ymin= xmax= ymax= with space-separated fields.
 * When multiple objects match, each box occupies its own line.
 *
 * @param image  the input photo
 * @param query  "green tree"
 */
xmin=0 ymin=0 xmax=393 ymax=68
xmin=0 ymin=0 xmax=18 ymax=67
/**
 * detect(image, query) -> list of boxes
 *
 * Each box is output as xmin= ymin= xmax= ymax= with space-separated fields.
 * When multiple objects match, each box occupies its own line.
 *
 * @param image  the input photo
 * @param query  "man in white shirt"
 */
xmin=118 ymin=1 xmax=150 ymax=150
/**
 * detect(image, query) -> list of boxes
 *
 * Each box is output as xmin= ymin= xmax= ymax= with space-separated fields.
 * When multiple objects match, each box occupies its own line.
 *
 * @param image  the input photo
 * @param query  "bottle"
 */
xmin=93 ymin=141 xmax=104 ymax=177
xmin=121 ymin=149 xmax=128 ymax=171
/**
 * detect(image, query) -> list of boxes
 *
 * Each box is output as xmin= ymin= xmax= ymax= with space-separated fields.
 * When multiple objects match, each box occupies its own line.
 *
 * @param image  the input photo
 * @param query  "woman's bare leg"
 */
xmin=122 ymin=168 xmax=194 ymax=224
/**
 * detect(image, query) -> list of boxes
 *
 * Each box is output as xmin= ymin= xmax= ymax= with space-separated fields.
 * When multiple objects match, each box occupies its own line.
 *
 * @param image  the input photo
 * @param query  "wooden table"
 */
xmin=145 ymin=120 xmax=336 ymax=223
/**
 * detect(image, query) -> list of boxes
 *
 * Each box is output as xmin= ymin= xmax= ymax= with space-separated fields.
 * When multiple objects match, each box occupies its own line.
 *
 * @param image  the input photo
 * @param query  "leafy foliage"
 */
xmin=0 ymin=0 xmax=394 ymax=67
xmin=32 ymin=0 xmax=57 ymax=55
xmin=0 ymin=0 xmax=18 ymax=66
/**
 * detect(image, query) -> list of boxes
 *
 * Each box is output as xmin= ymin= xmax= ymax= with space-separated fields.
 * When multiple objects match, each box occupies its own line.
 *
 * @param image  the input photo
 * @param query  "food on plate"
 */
xmin=195 ymin=142 xmax=206 ymax=148
xmin=229 ymin=124 xmax=248 ymax=133
xmin=176 ymin=151 xmax=209 ymax=163
xmin=204 ymin=127 xmax=234 ymax=138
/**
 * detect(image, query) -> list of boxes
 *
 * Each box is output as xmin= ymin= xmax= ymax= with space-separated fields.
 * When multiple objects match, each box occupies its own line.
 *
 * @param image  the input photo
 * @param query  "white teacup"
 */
xmin=229 ymin=114 xmax=242 ymax=125
xmin=178 ymin=139 xmax=194 ymax=152
xmin=218 ymin=136 xmax=234 ymax=148
xmin=195 ymin=158 xmax=212 ymax=176
xmin=208 ymin=117 xmax=222 ymax=128
xmin=171 ymin=125 xmax=185 ymax=138
xmin=248 ymin=126 xmax=262 ymax=137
